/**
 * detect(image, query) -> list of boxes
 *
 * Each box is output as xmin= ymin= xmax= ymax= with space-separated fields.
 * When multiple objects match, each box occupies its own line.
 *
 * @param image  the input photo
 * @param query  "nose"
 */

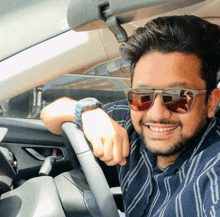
xmin=145 ymin=94 xmax=172 ymax=121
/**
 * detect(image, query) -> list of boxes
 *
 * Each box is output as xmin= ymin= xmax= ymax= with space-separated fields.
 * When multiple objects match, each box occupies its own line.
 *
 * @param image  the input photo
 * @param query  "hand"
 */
xmin=82 ymin=108 xmax=130 ymax=166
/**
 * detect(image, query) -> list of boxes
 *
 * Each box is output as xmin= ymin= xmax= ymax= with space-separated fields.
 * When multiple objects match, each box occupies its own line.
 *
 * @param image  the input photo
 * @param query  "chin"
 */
xmin=144 ymin=138 xmax=189 ymax=157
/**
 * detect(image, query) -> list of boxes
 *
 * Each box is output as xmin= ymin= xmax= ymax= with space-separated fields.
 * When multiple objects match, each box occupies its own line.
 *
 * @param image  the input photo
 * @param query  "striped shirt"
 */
xmin=103 ymin=99 xmax=220 ymax=217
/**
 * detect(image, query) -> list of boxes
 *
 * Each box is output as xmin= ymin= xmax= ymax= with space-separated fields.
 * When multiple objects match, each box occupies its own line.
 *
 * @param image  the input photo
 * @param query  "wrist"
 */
xmin=74 ymin=98 xmax=102 ymax=126
xmin=81 ymin=107 xmax=106 ymax=128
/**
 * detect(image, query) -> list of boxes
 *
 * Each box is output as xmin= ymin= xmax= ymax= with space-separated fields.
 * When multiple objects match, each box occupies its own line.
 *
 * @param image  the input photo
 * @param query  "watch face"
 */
xmin=80 ymin=98 xmax=100 ymax=107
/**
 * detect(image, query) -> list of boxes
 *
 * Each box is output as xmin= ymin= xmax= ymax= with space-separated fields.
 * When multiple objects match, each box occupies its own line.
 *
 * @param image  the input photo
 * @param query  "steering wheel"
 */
xmin=61 ymin=122 xmax=120 ymax=217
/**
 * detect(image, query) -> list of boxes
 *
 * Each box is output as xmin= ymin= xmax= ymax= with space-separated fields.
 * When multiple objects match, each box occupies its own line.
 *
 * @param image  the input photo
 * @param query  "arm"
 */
xmin=40 ymin=97 xmax=130 ymax=166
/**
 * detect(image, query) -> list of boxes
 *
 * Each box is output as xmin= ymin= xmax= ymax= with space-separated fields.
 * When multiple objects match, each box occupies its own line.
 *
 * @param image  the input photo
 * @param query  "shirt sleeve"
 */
xmin=102 ymin=99 xmax=131 ymax=128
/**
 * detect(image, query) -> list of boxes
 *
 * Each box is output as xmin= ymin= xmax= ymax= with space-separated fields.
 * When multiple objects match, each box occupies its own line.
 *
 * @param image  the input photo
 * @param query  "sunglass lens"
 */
xmin=128 ymin=91 xmax=154 ymax=111
xmin=163 ymin=90 xmax=193 ymax=113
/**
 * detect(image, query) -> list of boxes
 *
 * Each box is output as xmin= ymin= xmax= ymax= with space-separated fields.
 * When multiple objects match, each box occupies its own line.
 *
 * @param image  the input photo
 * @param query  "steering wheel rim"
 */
xmin=61 ymin=122 xmax=120 ymax=217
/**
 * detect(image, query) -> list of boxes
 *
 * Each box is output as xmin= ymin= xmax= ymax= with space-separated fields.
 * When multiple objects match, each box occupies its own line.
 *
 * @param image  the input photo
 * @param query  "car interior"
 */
xmin=0 ymin=0 xmax=220 ymax=216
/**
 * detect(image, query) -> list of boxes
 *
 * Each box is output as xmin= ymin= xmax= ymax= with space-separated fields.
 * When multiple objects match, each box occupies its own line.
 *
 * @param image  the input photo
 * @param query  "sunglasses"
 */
xmin=125 ymin=87 xmax=207 ymax=114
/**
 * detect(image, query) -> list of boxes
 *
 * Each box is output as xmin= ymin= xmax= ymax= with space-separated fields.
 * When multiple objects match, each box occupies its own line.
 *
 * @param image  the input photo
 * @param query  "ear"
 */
xmin=207 ymin=88 xmax=220 ymax=118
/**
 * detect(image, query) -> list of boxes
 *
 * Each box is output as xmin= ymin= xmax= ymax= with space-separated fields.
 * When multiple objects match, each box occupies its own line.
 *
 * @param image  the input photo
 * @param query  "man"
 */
xmin=41 ymin=15 xmax=220 ymax=216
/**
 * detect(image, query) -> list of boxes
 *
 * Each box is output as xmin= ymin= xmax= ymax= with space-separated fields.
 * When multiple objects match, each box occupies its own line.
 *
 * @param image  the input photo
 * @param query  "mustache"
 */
xmin=140 ymin=119 xmax=183 ymax=128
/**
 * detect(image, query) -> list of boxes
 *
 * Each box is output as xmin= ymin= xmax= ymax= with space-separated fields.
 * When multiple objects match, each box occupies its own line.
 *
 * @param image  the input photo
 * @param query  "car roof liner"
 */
xmin=67 ymin=0 xmax=205 ymax=42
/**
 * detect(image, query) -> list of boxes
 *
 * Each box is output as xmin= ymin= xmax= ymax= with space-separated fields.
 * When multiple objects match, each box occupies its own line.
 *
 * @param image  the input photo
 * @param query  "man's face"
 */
xmin=131 ymin=51 xmax=212 ymax=156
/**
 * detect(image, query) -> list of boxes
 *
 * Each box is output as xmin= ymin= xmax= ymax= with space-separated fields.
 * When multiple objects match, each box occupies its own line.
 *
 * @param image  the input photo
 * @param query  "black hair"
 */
xmin=120 ymin=15 xmax=220 ymax=98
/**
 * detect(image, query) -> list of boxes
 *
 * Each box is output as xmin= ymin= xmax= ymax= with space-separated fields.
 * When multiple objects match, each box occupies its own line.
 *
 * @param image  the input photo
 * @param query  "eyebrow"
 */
xmin=135 ymin=81 xmax=188 ymax=88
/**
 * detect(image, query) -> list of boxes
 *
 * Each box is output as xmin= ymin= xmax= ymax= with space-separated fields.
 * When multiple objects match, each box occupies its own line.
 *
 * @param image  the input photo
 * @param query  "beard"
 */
xmin=140 ymin=107 xmax=209 ymax=157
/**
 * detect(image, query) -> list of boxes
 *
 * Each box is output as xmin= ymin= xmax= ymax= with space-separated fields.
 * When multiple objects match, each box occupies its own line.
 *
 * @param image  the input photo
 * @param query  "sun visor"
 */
xmin=67 ymin=0 xmax=204 ymax=42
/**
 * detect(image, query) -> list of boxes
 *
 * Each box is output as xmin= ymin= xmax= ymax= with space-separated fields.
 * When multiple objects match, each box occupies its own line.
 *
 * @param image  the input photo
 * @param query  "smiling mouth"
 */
xmin=143 ymin=124 xmax=179 ymax=137
xmin=148 ymin=126 xmax=178 ymax=132
xmin=142 ymin=125 xmax=179 ymax=140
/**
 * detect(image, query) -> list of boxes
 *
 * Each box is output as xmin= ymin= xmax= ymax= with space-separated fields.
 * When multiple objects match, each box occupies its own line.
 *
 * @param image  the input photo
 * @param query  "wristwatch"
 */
xmin=74 ymin=98 xmax=102 ymax=126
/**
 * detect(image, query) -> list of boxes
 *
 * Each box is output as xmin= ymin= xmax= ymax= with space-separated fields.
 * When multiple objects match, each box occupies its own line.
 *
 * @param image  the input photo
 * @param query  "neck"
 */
xmin=156 ymin=152 xmax=182 ymax=168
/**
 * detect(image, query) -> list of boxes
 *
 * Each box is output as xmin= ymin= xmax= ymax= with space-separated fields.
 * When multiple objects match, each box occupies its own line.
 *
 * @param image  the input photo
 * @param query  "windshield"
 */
xmin=0 ymin=57 xmax=131 ymax=119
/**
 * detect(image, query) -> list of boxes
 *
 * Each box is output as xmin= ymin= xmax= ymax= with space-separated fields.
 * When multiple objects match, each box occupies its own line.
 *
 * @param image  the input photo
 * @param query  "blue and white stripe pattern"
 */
xmin=103 ymin=99 xmax=220 ymax=217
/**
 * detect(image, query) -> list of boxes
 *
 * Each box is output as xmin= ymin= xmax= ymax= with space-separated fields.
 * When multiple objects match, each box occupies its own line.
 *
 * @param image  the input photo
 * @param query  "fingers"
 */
xmin=112 ymin=140 xmax=123 ymax=164
xmin=92 ymin=139 xmax=105 ymax=158
xmin=122 ymin=132 xmax=130 ymax=158
xmin=119 ymin=158 xmax=127 ymax=166
xmin=93 ymin=134 xmax=130 ymax=166
xmin=103 ymin=141 xmax=113 ymax=162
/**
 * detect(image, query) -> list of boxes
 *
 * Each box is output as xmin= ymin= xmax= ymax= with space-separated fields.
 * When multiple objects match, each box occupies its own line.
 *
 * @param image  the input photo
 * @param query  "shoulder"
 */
xmin=102 ymin=99 xmax=129 ymax=113
xmin=102 ymin=99 xmax=130 ymax=126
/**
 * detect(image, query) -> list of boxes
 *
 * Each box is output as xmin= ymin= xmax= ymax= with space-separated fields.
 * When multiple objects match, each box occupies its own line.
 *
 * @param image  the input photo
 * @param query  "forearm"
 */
xmin=40 ymin=97 xmax=104 ymax=134
xmin=40 ymin=97 xmax=78 ymax=134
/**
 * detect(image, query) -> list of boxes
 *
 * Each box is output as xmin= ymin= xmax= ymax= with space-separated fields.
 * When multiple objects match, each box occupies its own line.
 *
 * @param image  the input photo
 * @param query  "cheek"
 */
xmin=131 ymin=110 xmax=144 ymax=133
xmin=180 ymin=105 xmax=208 ymax=136
xmin=179 ymin=115 xmax=196 ymax=136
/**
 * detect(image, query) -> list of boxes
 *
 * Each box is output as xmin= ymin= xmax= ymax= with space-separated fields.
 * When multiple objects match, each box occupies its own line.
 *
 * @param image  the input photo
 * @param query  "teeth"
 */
xmin=149 ymin=126 xmax=177 ymax=132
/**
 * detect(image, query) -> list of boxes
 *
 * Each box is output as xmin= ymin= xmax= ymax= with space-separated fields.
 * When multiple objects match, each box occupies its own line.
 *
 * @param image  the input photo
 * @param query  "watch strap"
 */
xmin=74 ymin=98 xmax=102 ymax=126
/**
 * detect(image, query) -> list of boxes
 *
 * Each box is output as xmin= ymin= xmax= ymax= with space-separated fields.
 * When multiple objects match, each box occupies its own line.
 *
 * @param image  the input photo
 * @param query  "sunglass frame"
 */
xmin=124 ymin=87 xmax=207 ymax=113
